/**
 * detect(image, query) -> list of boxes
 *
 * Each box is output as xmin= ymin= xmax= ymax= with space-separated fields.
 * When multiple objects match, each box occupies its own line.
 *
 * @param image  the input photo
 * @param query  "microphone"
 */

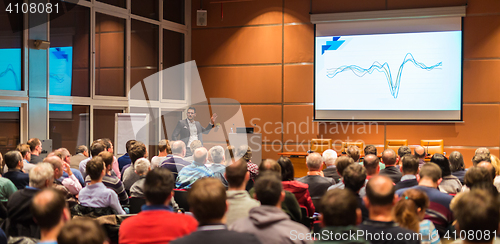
xmin=426 ymin=142 xmax=430 ymax=156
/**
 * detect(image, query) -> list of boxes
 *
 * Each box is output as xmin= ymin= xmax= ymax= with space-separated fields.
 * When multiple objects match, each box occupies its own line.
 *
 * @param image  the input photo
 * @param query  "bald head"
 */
xmin=57 ymin=148 xmax=71 ymax=163
xmin=414 ymin=146 xmax=426 ymax=159
xmin=31 ymin=188 xmax=68 ymax=231
xmin=306 ymin=152 xmax=323 ymax=171
xmin=478 ymin=162 xmax=496 ymax=181
xmin=43 ymin=156 xmax=63 ymax=179
xmin=363 ymin=154 xmax=380 ymax=175
xmin=171 ymin=141 xmax=186 ymax=157
xmin=365 ymin=175 xmax=395 ymax=206
xmin=381 ymin=149 xmax=397 ymax=166
xmin=322 ymin=149 xmax=337 ymax=166
xmin=193 ymin=147 xmax=208 ymax=164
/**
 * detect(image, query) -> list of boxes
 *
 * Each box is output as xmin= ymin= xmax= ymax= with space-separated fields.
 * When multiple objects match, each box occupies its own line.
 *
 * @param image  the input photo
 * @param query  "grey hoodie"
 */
xmin=230 ymin=205 xmax=312 ymax=244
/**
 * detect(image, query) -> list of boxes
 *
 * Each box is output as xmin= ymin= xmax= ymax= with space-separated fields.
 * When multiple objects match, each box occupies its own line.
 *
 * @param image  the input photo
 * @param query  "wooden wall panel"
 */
xmin=463 ymin=15 xmax=500 ymax=59
xmin=283 ymin=105 xmax=384 ymax=144
xmin=284 ymin=64 xmax=313 ymax=103
xmin=284 ymin=24 xmax=314 ymax=63
xmin=463 ymin=60 xmax=500 ymax=103
xmin=284 ymin=0 xmax=311 ymax=23
xmin=191 ymin=0 xmax=282 ymax=28
xmin=466 ymin=0 xmax=500 ymax=15
xmin=311 ymin=0 xmax=386 ymax=14
xmin=192 ymin=26 xmax=282 ymax=66
xmin=199 ymin=66 xmax=282 ymax=103
xmin=386 ymin=0 xmax=466 ymax=10
xmin=386 ymin=104 xmax=500 ymax=147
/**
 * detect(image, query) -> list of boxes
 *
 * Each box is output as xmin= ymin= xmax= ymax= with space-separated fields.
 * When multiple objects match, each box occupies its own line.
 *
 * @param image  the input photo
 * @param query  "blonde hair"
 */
xmin=489 ymin=155 xmax=500 ymax=176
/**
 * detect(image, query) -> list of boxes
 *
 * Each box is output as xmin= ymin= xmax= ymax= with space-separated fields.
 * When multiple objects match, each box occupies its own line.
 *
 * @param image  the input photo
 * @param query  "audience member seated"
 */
xmin=297 ymin=153 xmax=334 ymax=201
xmin=347 ymin=145 xmax=361 ymax=163
xmin=343 ymin=164 xmax=369 ymax=221
xmin=172 ymin=178 xmax=261 ymax=244
xmin=207 ymin=146 xmax=228 ymax=187
xmin=398 ymin=146 xmax=412 ymax=158
xmin=395 ymin=155 xmax=419 ymax=191
xmin=80 ymin=140 xmax=106 ymax=179
xmin=472 ymin=153 xmax=490 ymax=166
xmin=224 ymin=145 xmax=235 ymax=166
xmin=449 ymin=151 xmax=466 ymax=185
xmin=363 ymin=154 xmax=380 ymax=180
xmin=122 ymin=141 xmax=147 ymax=191
xmin=431 ymin=153 xmax=462 ymax=194
xmin=277 ymin=156 xmax=315 ymax=217
xmin=393 ymin=189 xmax=441 ymax=244
xmin=184 ymin=140 xmax=202 ymax=163
xmin=474 ymin=147 xmax=490 ymax=157
xmin=120 ymin=167 xmax=198 ymax=243
xmin=225 ymin=159 xmax=260 ymax=226
xmin=16 ymin=144 xmax=35 ymax=173
xmin=43 ymin=156 xmax=82 ymax=196
xmin=236 ymin=146 xmax=258 ymax=181
xmin=256 ymin=159 xmax=302 ymax=223
xmin=160 ymin=141 xmax=191 ymax=179
xmin=176 ymin=147 xmax=214 ymax=190
xmin=450 ymin=189 xmax=499 ymax=244
xmin=31 ymin=188 xmax=70 ymax=244
xmin=79 ymin=157 xmax=126 ymax=215
xmin=379 ymin=149 xmax=402 ymax=184
xmin=57 ymin=218 xmax=108 ymax=244
xmin=130 ymin=158 xmax=151 ymax=198
xmin=364 ymin=145 xmax=385 ymax=170
xmin=0 ymin=172 xmax=16 ymax=203
xmin=316 ymin=189 xmax=369 ymax=244
xmin=450 ymin=166 xmax=497 ymax=211
xmin=27 ymin=138 xmax=43 ymax=164
xmin=476 ymin=162 xmax=499 ymax=196
xmin=70 ymin=145 xmax=89 ymax=170
xmin=85 ymin=151 xmax=129 ymax=205
xmin=396 ymin=163 xmax=453 ymax=237
xmin=55 ymin=148 xmax=85 ymax=187
xmin=3 ymin=150 xmax=30 ymax=190
xmin=327 ymin=156 xmax=355 ymax=191
xmin=6 ymin=163 xmax=54 ymax=238
xmin=321 ymin=149 xmax=339 ymax=183
xmin=118 ymin=140 xmax=135 ymax=172
xmin=151 ymin=139 xmax=172 ymax=169
xmin=230 ymin=173 xmax=310 ymax=244
xmin=359 ymin=175 xmax=419 ymax=244
xmin=488 ymin=155 xmax=500 ymax=192
xmin=414 ymin=146 xmax=426 ymax=168
xmin=99 ymin=138 xmax=121 ymax=178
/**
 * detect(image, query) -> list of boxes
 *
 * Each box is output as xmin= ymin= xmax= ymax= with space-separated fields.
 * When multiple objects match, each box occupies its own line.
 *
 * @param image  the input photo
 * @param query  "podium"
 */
xmin=228 ymin=133 xmax=262 ymax=165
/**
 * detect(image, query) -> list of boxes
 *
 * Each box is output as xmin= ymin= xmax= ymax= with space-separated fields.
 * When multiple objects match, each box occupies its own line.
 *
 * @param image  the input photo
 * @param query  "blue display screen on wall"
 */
xmin=0 ymin=49 xmax=22 ymax=91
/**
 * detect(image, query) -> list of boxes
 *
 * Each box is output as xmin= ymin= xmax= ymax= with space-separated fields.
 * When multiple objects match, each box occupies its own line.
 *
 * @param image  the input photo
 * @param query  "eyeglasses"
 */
xmin=187 ymin=112 xmax=195 ymax=115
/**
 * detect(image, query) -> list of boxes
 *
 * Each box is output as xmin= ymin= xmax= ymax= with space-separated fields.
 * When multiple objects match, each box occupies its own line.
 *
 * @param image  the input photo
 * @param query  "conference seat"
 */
xmin=420 ymin=139 xmax=444 ymax=161
xmin=173 ymin=189 xmax=189 ymax=212
xmin=129 ymin=197 xmax=146 ymax=214
xmin=385 ymin=139 xmax=408 ymax=152
xmin=310 ymin=139 xmax=332 ymax=153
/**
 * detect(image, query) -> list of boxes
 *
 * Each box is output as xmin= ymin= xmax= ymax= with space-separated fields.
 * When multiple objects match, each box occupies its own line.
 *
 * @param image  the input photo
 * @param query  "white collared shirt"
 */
xmin=187 ymin=119 xmax=198 ymax=147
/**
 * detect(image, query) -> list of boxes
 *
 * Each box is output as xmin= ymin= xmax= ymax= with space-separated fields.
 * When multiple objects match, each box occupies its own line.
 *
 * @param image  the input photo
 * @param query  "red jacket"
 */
xmin=282 ymin=181 xmax=315 ymax=216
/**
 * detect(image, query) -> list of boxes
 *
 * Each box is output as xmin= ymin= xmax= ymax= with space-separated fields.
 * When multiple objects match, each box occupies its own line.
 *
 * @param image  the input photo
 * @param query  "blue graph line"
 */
xmin=0 ymin=64 xmax=20 ymax=90
xmin=326 ymin=53 xmax=442 ymax=98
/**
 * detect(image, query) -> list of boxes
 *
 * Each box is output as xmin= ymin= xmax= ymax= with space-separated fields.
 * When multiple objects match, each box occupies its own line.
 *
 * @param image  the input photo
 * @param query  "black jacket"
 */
xmin=379 ymin=166 xmax=402 ymax=184
xmin=395 ymin=178 xmax=418 ymax=191
xmin=5 ymin=188 xmax=40 ymax=238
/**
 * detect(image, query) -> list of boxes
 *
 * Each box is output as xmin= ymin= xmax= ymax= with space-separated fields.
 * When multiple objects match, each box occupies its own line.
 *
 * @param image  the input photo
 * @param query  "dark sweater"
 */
xmin=5 ymin=187 xmax=40 ymax=238
xmin=3 ymin=170 xmax=30 ymax=190
xmin=171 ymin=225 xmax=261 ymax=244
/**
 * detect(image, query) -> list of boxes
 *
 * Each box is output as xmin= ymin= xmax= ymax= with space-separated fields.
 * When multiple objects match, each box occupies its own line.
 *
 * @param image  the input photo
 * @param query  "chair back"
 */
xmin=173 ymin=189 xmax=190 ymax=212
xmin=299 ymin=207 xmax=311 ymax=229
xmin=420 ymin=140 xmax=444 ymax=156
xmin=129 ymin=197 xmax=146 ymax=214
xmin=385 ymin=139 xmax=408 ymax=152
xmin=310 ymin=139 xmax=332 ymax=153
xmin=341 ymin=141 xmax=364 ymax=153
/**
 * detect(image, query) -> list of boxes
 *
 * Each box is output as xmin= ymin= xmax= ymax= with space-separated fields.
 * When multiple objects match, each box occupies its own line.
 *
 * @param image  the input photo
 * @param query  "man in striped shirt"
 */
xmin=85 ymin=151 xmax=129 ymax=205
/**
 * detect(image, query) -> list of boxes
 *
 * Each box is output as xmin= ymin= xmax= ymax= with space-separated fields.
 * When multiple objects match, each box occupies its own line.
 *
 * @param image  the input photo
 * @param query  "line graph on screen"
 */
xmin=0 ymin=64 xmax=20 ymax=90
xmin=326 ymin=53 xmax=442 ymax=98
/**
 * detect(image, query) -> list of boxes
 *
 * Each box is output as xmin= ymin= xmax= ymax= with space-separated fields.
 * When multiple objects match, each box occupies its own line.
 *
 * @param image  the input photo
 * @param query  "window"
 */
xmin=161 ymin=109 xmax=183 ymax=140
xmin=132 ymin=0 xmax=159 ymax=20
xmin=97 ymin=0 xmax=126 ymax=8
xmin=131 ymin=20 xmax=159 ymax=101
xmin=0 ymin=1 xmax=23 ymax=91
xmin=0 ymin=107 xmax=20 ymax=155
xmin=95 ymin=13 xmax=126 ymax=97
xmin=49 ymin=105 xmax=90 ymax=154
xmin=164 ymin=0 xmax=185 ymax=25
xmin=162 ymin=29 xmax=185 ymax=100
xmin=50 ymin=5 xmax=90 ymax=97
